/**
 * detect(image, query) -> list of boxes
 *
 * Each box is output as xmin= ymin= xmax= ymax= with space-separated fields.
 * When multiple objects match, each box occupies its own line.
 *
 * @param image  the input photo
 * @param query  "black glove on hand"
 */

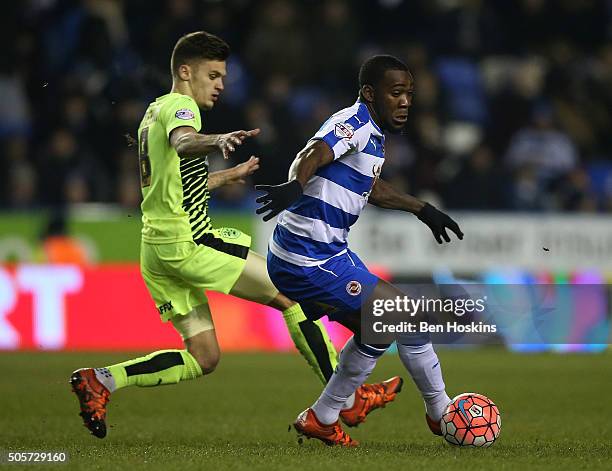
xmin=417 ymin=203 xmax=464 ymax=244
xmin=255 ymin=180 xmax=303 ymax=221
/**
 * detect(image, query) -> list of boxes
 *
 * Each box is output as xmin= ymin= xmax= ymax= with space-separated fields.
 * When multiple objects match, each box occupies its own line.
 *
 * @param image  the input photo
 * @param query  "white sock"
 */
xmin=312 ymin=337 xmax=378 ymax=424
xmin=342 ymin=393 xmax=355 ymax=410
xmin=94 ymin=367 xmax=116 ymax=393
xmin=397 ymin=343 xmax=450 ymax=422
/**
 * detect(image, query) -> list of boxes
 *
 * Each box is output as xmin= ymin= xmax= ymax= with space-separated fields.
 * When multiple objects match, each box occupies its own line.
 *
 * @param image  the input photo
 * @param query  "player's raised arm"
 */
xmin=255 ymin=140 xmax=333 ymax=221
xmin=208 ymin=156 xmax=260 ymax=190
xmin=170 ymin=126 xmax=260 ymax=160
xmin=368 ymin=178 xmax=464 ymax=244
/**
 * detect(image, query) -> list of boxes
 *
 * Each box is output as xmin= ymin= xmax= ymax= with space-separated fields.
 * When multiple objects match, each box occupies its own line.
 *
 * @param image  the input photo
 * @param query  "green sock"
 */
xmin=283 ymin=304 xmax=338 ymax=384
xmin=106 ymin=350 xmax=202 ymax=391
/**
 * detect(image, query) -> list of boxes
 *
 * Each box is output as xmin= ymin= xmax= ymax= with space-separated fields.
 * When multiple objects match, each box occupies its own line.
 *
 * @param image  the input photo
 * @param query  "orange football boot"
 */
xmin=340 ymin=376 xmax=403 ymax=427
xmin=293 ymin=408 xmax=359 ymax=447
xmin=426 ymin=414 xmax=443 ymax=436
xmin=70 ymin=368 xmax=111 ymax=438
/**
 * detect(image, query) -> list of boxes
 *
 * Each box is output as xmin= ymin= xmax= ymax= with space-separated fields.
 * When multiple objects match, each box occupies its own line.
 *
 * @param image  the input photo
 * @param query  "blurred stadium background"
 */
xmin=1 ymin=0 xmax=611 ymax=353
xmin=2 ymin=2 xmax=612 ymax=469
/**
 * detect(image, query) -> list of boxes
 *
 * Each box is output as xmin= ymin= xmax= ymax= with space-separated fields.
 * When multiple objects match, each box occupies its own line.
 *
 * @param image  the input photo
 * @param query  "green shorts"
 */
xmin=140 ymin=227 xmax=251 ymax=321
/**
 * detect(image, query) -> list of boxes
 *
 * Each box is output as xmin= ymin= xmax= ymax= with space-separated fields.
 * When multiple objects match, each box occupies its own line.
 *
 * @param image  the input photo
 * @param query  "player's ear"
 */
xmin=177 ymin=64 xmax=191 ymax=81
xmin=361 ymin=84 xmax=375 ymax=103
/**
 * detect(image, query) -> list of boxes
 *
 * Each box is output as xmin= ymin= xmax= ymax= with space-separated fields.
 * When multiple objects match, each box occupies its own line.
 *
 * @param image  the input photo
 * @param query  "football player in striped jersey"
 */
xmin=257 ymin=55 xmax=464 ymax=446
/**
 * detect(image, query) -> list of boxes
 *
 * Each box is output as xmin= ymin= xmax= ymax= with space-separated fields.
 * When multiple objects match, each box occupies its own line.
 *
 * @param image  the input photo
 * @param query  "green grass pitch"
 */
xmin=0 ymin=349 xmax=610 ymax=470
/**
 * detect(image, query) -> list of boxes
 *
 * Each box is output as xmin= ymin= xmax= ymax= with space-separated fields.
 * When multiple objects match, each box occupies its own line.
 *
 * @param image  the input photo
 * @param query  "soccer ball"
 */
xmin=440 ymin=393 xmax=501 ymax=447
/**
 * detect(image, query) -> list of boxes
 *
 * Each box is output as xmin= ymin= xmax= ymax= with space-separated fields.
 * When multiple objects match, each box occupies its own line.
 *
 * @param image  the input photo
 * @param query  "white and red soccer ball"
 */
xmin=440 ymin=393 xmax=501 ymax=447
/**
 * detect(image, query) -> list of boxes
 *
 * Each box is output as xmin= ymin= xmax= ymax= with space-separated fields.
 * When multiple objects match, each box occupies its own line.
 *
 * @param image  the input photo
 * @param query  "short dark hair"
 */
xmin=358 ymin=55 xmax=410 ymax=90
xmin=171 ymin=31 xmax=230 ymax=76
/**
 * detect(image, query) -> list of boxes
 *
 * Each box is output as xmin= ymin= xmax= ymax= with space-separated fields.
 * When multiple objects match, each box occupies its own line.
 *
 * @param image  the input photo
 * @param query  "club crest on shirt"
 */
xmin=346 ymin=280 xmax=362 ymax=296
xmin=334 ymin=122 xmax=354 ymax=139
xmin=219 ymin=227 xmax=242 ymax=239
xmin=176 ymin=108 xmax=195 ymax=120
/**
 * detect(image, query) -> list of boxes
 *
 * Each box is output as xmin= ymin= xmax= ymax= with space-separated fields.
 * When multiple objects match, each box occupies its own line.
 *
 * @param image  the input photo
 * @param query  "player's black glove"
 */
xmin=417 ymin=203 xmax=464 ymax=244
xmin=255 ymin=180 xmax=303 ymax=222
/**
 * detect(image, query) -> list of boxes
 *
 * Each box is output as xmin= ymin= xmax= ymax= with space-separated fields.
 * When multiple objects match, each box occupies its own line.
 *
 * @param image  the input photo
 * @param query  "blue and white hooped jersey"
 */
xmin=270 ymin=100 xmax=385 ymax=266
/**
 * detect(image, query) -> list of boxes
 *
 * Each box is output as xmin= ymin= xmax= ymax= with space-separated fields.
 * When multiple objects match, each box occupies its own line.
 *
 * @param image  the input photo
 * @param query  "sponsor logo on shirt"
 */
xmin=334 ymin=122 xmax=355 ymax=139
xmin=176 ymin=109 xmax=195 ymax=120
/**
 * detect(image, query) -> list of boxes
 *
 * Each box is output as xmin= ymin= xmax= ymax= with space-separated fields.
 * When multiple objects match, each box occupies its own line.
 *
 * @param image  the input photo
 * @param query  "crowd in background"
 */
xmin=2 ymin=0 xmax=612 ymax=213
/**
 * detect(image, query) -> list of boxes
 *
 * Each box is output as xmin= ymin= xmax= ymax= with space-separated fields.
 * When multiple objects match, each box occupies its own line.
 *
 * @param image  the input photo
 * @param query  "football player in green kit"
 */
xmin=69 ymin=31 xmax=400 ymax=438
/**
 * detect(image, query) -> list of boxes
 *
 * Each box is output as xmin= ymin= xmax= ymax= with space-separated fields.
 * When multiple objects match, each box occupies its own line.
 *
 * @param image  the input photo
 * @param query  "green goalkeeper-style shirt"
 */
xmin=138 ymin=93 xmax=213 ymax=244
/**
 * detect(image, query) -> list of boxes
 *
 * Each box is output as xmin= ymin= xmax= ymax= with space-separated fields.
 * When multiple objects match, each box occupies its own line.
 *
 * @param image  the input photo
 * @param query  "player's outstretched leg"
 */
xmin=70 ymin=349 xmax=203 ymax=438
xmin=280 ymin=303 xmax=339 ymax=382
xmin=397 ymin=342 xmax=451 ymax=436
xmin=70 ymin=305 xmax=217 ymax=438
xmin=229 ymin=250 xmax=340 ymax=383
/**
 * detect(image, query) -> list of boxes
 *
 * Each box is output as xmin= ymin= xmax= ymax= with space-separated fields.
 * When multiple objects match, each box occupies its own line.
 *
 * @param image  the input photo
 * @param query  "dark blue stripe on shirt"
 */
xmin=287 ymin=195 xmax=359 ymax=229
xmin=361 ymin=135 xmax=385 ymax=158
xmin=315 ymin=161 xmax=373 ymax=196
